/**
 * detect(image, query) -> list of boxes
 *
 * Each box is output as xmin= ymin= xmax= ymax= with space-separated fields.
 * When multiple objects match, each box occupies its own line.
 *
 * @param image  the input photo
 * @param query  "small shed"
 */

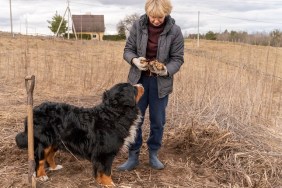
xmin=72 ymin=14 xmax=105 ymax=41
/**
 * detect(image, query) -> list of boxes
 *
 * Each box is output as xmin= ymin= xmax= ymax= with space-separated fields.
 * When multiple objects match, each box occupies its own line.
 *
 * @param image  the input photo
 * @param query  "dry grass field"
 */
xmin=0 ymin=33 xmax=281 ymax=187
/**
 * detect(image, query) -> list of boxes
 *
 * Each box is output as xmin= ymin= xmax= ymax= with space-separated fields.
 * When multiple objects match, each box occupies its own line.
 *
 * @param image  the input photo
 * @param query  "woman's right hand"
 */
xmin=132 ymin=57 xmax=148 ymax=71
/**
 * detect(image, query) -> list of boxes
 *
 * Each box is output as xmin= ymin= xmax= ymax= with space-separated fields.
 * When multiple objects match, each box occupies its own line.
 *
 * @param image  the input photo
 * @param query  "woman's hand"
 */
xmin=151 ymin=65 xmax=168 ymax=76
xmin=149 ymin=60 xmax=168 ymax=76
xmin=132 ymin=57 xmax=148 ymax=71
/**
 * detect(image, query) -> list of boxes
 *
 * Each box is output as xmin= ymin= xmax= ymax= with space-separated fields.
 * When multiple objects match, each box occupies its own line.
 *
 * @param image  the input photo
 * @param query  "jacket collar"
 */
xmin=140 ymin=14 xmax=175 ymax=35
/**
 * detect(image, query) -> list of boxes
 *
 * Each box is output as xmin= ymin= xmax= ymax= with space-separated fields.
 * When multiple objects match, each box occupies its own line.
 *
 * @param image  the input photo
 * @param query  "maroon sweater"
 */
xmin=146 ymin=20 xmax=166 ymax=60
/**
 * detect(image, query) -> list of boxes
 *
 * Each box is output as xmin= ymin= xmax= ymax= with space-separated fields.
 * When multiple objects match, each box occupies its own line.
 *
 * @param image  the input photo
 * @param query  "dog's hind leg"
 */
xmin=35 ymin=144 xmax=49 ymax=181
xmin=46 ymin=146 xmax=63 ymax=171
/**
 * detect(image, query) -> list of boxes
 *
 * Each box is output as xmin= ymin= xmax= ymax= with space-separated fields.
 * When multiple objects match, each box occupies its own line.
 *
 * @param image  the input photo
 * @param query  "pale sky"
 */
xmin=0 ymin=0 xmax=281 ymax=36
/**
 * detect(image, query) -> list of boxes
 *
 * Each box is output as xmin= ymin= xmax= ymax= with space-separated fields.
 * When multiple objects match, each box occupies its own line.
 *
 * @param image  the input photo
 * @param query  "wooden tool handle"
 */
xmin=25 ymin=75 xmax=36 ymax=187
xmin=25 ymin=75 xmax=35 ymax=105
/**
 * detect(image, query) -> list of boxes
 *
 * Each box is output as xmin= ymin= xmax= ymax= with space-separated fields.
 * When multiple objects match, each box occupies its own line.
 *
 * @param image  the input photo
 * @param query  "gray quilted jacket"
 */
xmin=124 ymin=14 xmax=184 ymax=98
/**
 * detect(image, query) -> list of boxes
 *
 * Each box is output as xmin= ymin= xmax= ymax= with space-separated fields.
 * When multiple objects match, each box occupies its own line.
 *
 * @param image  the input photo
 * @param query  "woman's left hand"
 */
xmin=151 ymin=65 xmax=168 ymax=76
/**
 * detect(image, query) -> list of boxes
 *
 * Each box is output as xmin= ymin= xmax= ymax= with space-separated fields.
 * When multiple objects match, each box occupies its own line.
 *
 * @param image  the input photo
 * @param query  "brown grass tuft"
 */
xmin=170 ymin=119 xmax=282 ymax=187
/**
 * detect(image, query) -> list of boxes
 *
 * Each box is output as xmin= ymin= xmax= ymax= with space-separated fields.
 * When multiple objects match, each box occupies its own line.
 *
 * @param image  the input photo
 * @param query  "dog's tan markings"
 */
xmin=36 ymin=146 xmax=51 ymax=177
xmin=44 ymin=146 xmax=52 ymax=154
xmin=46 ymin=146 xmax=57 ymax=169
xmin=134 ymin=84 xmax=144 ymax=103
xmin=97 ymin=172 xmax=115 ymax=187
xmin=37 ymin=160 xmax=47 ymax=177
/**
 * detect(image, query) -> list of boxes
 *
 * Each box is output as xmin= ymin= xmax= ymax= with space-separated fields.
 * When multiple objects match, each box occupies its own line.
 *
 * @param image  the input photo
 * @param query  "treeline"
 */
xmin=63 ymin=33 xmax=126 ymax=41
xmin=187 ymin=29 xmax=282 ymax=47
xmin=103 ymin=35 xmax=125 ymax=41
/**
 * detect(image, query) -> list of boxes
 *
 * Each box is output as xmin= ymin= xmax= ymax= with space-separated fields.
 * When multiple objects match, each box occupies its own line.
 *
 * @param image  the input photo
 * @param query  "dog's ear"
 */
xmin=104 ymin=83 xmax=137 ymax=107
xmin=103 ymin=89 xmax=119 ymax=106
xmin=119 ymin=87 xmax=136 ymax=107
xmin=102 ymin=90 xmax=109 ymax=103
xmin=122 ymin=95 xmax=136 ymax=107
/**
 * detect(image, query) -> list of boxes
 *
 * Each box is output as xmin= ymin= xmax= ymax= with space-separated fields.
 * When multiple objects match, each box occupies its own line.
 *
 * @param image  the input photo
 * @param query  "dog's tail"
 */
xmin=15 ymin=132 xmax=28 ymax=149
xmin=15 ymin=118 xmax=28 ymax=149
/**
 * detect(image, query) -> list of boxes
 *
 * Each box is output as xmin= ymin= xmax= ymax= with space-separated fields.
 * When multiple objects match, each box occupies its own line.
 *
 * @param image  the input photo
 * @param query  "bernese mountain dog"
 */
xmin=15 ymin=83 xmax=144 ymax=186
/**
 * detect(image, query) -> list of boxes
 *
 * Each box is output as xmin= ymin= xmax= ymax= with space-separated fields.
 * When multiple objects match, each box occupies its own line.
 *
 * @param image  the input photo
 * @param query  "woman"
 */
xmin=118 ymin=0 xmax=184 ymax=171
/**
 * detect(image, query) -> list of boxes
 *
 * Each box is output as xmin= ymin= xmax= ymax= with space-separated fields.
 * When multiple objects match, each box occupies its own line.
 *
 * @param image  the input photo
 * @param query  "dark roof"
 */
xmin=72 ymin=15 xmax=105 ymax=32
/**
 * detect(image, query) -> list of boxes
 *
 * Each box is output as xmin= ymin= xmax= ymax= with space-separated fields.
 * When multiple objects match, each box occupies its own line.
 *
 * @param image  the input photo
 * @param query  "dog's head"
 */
xmin=103 ymin=83 xmax=144 ymax=107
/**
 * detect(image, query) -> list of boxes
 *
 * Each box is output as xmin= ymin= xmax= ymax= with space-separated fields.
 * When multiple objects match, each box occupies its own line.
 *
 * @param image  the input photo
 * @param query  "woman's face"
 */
xmin=148 ymin=15 xmax=165 ymax=26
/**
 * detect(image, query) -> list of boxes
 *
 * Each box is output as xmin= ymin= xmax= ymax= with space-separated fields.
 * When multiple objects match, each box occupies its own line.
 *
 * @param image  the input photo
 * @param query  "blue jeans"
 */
xmin=130 ymin=75 xmax=168 ymax=151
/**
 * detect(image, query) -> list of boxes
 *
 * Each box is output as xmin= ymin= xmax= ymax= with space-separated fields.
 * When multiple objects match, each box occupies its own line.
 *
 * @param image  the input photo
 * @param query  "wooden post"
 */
xmin=25 ymin=75 xmax=36 ymax=188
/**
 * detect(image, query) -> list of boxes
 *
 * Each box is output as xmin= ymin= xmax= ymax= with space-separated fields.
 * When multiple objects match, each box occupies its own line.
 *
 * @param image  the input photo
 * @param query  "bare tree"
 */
xmin=117 ymin=13 xmax=140 ymax=38
xmin=116 ymin=20 xmax=126 ymax=37
xmin=270 ymin=29 xmax=282 ymax=47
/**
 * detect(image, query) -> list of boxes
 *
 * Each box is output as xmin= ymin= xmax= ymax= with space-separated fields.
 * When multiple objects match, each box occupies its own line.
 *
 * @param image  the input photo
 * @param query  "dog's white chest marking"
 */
xmin=121 ymin=113 xmax=142 ymax=152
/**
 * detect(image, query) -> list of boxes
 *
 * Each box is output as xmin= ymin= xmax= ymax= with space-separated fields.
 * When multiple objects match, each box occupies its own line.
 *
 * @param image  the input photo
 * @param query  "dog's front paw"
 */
xmin=36 ymin=175 xmax=49 ymax=182
xmin=49 ymin=165 xmax=63 ymax=171
xmin=98 ymin=180 xmax=116 ymax=187
xmin=96 ymin=173 xmax=115 ymax=187
xmin=33 ymin=172 xmax=49 ymax=182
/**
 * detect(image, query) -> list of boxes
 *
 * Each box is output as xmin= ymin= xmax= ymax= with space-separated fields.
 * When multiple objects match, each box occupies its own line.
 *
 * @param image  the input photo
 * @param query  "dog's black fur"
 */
xmin=15 ymin=83 xmax=144 ymax=186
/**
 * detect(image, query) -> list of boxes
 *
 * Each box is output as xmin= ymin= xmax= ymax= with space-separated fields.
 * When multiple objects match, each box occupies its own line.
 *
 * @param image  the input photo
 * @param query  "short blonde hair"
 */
xmin=145 ymin=0 xmax=172 ymax=17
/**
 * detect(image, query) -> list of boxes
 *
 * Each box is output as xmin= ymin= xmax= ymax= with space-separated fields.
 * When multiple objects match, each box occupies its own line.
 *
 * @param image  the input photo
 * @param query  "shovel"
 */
xmin=25 ymin=75 xmax=36 ymax=187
